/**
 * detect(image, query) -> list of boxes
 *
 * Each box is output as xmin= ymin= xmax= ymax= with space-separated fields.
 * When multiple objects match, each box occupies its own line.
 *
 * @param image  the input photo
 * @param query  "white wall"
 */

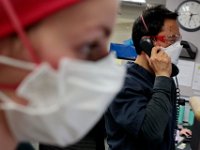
xmin=166 ymin=0 xmax=200 ymax=64
xmin=166 ymin=0 xmax=200 ymax=97
xmin=110 ymin=4 xmax=145 ymax=43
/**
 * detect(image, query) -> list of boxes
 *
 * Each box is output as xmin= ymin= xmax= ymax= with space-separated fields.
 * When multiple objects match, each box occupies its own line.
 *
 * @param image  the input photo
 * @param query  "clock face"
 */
xmin=176 ymin=0 xmax=200 ymax=32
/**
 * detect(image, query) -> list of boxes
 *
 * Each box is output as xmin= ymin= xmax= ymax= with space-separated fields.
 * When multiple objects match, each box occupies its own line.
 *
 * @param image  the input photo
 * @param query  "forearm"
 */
xmin=140 ymin=76 xmax=173 ymax=142
xmin=189 ymin=96 xmax=200 ymax=121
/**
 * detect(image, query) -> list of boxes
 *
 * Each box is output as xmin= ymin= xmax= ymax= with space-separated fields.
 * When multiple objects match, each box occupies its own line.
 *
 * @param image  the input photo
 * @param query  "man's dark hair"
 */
xmin=132 ymin=5 xmax=178 ymax=54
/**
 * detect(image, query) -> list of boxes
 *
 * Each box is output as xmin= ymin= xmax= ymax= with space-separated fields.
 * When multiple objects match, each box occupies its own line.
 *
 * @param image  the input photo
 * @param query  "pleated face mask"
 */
xmin=0 ymin=53 xmax=126 ymax=146
xmin=162 ymin=41 xmax=183 ymax=65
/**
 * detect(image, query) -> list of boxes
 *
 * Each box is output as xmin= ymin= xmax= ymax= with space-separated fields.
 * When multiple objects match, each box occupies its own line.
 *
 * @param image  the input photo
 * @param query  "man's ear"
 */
xmin=141 ymin=51 xmax=150 ymax=59
xmin=153 ymin=40 xmax=160 ymax=46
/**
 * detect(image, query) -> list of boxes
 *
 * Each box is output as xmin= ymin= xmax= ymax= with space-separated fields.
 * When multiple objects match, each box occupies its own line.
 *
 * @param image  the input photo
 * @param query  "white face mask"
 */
xmin=162 ymin=41 xmax=183 ymax=65
xmin=0 ymin=53 xmax=126 ymax=146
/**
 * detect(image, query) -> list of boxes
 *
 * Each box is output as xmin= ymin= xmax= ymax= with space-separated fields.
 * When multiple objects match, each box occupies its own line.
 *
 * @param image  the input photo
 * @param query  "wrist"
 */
xmin=155 ymin=73 xmax=170 ymax=77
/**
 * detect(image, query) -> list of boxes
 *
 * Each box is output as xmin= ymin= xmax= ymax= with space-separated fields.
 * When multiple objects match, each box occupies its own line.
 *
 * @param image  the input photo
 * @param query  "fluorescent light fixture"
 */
xmin=122 ymin=0 xmax=146 ymax=3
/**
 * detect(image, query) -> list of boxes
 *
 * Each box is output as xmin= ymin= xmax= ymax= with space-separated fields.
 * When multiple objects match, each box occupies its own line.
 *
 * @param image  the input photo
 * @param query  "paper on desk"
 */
xmin=192 ymin=63 xmax=200 ymax=90
xmin=177 ymin=60 xmax=195 ymax=87
xmin=176 ymin=130 xmax=184 ymax=143
xmin=177 ymin=143 xmax=186 ymax=149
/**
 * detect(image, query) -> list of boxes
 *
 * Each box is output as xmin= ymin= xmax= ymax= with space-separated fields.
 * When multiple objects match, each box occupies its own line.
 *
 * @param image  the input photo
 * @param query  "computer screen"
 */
xmin=110 ymin=43 xmax=137 ymax=60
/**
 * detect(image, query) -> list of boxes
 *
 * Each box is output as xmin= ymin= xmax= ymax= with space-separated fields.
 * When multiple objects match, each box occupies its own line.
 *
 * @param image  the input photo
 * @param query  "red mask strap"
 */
xmin=1 ymin=0 xmax=40 ymax=64
xmin=140 ymin=15 xmax=149 ymax=32
xmin=0 ymin=83 xmax=19 ymax=91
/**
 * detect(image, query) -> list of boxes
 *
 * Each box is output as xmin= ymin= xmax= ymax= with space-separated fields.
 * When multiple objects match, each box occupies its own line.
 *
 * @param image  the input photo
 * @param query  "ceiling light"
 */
xmin=122 ymin=0 xmax=146 ymax=3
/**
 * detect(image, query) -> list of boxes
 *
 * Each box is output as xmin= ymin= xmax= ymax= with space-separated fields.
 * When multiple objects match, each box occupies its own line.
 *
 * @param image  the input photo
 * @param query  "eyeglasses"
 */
xmin=152 ymin=34 xmax=182 ymax=44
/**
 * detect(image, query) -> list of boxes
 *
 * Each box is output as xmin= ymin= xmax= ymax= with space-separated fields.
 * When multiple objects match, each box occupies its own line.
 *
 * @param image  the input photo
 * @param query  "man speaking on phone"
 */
xmin=105 ymin=5 xmax=184 ymax=150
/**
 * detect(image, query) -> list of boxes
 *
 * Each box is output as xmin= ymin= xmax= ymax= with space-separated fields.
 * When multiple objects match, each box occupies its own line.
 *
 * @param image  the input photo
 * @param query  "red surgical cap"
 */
xmin=0 ymin=0 xmax=80 ymax=38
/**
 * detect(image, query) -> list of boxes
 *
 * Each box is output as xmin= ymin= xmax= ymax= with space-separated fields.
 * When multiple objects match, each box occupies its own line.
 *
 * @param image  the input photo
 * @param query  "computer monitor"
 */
xmin=110 ymin=43 xmax=137 ymax=60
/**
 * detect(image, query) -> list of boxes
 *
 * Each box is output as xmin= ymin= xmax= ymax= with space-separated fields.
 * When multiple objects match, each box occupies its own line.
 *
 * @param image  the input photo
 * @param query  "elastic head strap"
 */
xmin=140 ymin=15 xmax=149 ymax=32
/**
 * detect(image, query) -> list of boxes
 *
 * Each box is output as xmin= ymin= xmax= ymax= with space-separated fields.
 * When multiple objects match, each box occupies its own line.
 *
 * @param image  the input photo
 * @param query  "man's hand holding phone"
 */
xmin=148 ymin=46 xmax=172 ymax=77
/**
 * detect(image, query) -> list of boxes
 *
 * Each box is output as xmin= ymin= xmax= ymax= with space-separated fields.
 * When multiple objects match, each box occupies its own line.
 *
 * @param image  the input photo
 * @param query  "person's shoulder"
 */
xmin=125 ymin=62 xmax=150 ymax=85
xmin=126 ymin=62 xmax=140 ymax=77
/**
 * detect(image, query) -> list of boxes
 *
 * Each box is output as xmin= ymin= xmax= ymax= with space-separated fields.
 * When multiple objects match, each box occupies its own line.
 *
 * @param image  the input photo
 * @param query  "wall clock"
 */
xmin=176 ymin=0 xmax=200 ymax=32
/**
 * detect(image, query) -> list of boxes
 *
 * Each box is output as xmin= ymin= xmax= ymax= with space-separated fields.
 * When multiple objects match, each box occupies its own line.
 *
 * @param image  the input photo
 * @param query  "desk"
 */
xmin=176 ymin=119 xmax=200 ymax=150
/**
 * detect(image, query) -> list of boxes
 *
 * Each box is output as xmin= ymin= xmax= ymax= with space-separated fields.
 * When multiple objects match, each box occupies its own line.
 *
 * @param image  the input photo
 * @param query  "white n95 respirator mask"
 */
xmin=162 ymin=41 xmax=183 ymax=65
xmin=0 ymin=53 xmax=126 ymax=146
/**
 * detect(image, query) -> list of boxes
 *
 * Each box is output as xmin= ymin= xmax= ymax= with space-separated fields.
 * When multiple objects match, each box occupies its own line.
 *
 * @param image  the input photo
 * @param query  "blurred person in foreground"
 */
xmin=0 ymin=0 xmax=126 ymax=150
xmin=190 ymin=96 xmax=200 ymax=122
xmin=105 ymin=5 xmax=191 ymax=150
